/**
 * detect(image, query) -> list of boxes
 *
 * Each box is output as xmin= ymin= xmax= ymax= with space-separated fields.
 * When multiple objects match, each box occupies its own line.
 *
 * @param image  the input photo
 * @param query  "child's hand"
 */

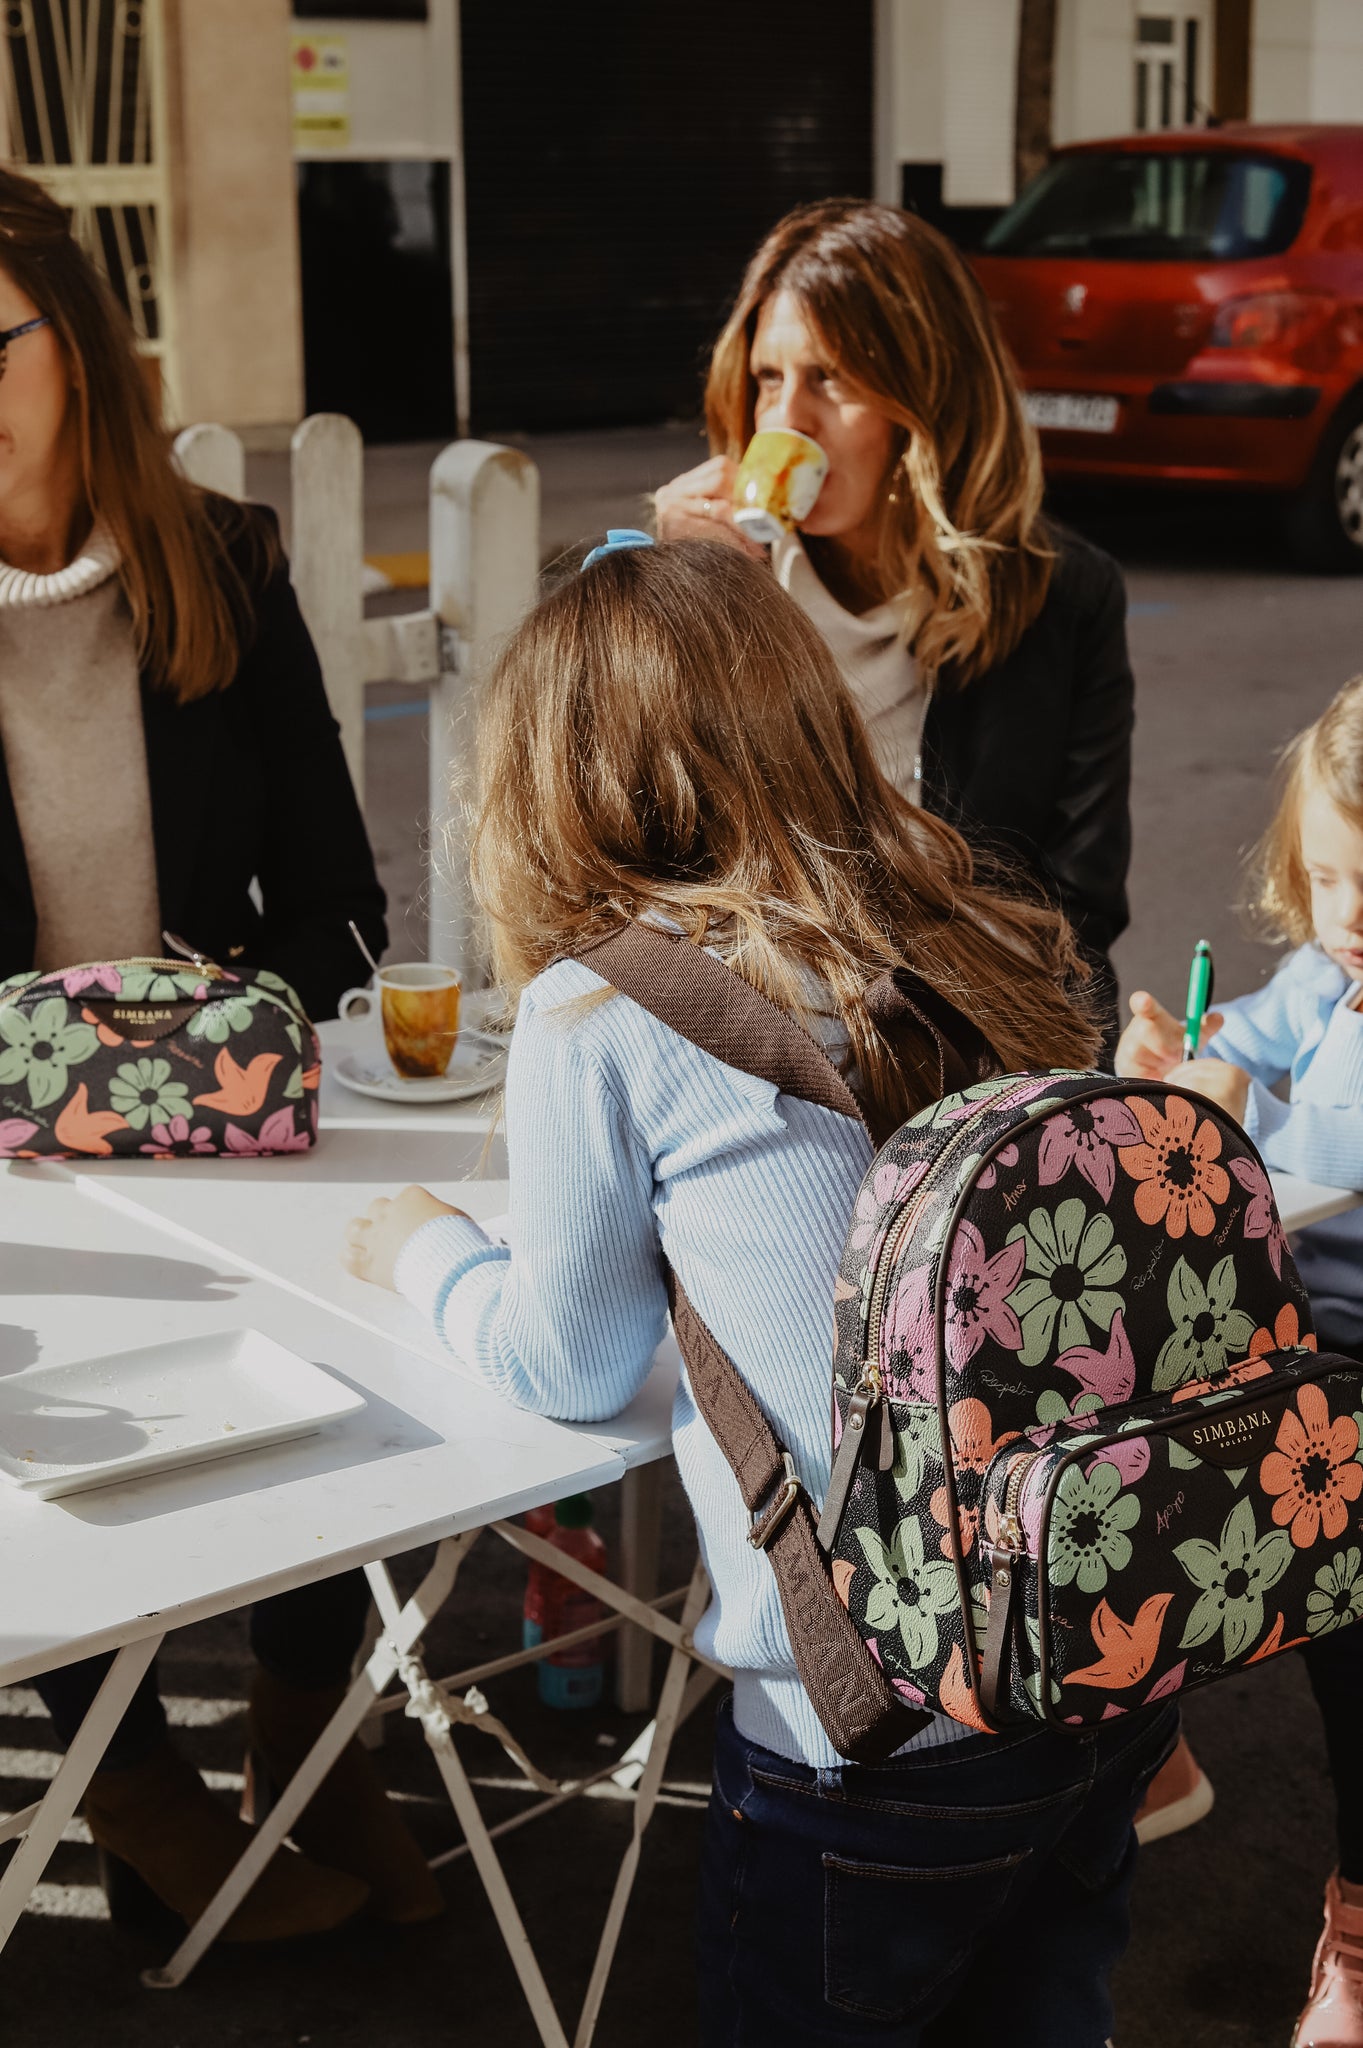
xmin=1114 ymin=990 xmax=1224 ymax=1080
xmin=344 ymin=1186 xmax=466 ymax=1292
xmin=1178 ymin=1059 xmax=1250 ymax=1124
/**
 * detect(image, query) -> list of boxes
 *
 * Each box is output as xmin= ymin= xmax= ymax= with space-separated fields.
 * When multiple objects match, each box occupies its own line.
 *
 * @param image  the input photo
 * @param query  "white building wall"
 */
xmin=1251 ymin=0 xmax=1363 ymax=122
xmin=940 ymin=0 xmax=1020 ymax=203
xmin=1053 ymin=0 xmax=1140 ymax=146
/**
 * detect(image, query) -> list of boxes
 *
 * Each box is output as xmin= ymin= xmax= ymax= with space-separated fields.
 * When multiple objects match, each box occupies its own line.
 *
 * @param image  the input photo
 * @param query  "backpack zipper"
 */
xmin=862 ymin=1099 xmax=1001 ymax=1383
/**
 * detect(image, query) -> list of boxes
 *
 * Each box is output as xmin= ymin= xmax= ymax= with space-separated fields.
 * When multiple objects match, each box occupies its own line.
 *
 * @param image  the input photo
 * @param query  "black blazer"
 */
xmin=920 ymin=527 xmax=1134 ymax=999
xmin=0 ymin=500 xmax=387 ymax=1021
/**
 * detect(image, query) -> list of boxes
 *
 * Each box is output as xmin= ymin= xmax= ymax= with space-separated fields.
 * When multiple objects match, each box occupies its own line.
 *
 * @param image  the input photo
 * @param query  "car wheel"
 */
xmin=1284 ymin=391 xmax=1363 ymax=573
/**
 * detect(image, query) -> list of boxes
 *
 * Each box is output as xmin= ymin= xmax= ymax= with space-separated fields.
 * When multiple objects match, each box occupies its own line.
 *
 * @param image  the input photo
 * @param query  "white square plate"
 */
xmin=1024 ymin=392 xmax=1120 ymax=434
xmin=0 ymin=1330 xmax=367 ymax=1499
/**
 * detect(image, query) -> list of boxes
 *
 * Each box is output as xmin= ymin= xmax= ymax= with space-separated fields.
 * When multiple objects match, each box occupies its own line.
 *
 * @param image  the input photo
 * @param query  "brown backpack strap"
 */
xmin=668 ymin=1272 xmax=929 ymax=1763
xmin=575 ymin=923 xmax=936 ymax=1760
xmin=577 ymin=923 xmax=869 ymax=1131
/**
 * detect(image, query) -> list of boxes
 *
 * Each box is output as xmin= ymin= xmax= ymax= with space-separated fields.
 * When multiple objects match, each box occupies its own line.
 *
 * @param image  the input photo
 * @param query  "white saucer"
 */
xmin=333 ymin=1036 xmax=507 ymax=1105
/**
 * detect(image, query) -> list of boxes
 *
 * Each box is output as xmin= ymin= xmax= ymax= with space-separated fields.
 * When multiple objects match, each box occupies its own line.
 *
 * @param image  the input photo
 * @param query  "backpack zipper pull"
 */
xmin=816 ymin=1379 xmax=878 ymax=1554
xmin=979 ymin=1542 xmax=1021 ymax=1722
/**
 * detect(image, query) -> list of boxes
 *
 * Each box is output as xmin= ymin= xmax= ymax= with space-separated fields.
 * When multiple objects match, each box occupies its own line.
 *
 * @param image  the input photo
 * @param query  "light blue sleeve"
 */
xmin=1204 ymin=956 xmax=1303 ymax=1089
xmin=393 ymin=996 xmax=669 ymax=1420
xmin=1240 ymin=985 xmax=1363 ymax=1190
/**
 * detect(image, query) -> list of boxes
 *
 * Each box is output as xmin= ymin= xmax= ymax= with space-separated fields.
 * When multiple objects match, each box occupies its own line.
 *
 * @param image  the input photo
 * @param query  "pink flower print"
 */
xmin=0 ymin=1117 xmax=39 ymax=1156
xmin=863 ymin=1637 xmax=928 ymax=1705
xmin=1038 ymin=1098 xmax=1144 ymax=1204
xmin=977 ymin=1143 xmax=1019 ymax=1191
xmin=1054 ymin=1309 xmax=1136 ymax=1407
xmin=59 ymin=964 xmax=122 ymax=998
xmin=943 ymin=1220 xmax=1026 ymax=1370
xmin=1091 ymin=1435 xmax=1151 ymax=1487
xmin=1230 ymin=1155 xmax=1288 ymax=1278
xmin=223 ymin=1107 xmax=311 ymax=1156
xmin=881 ymin=1262 xmax=935 ymax=1401
xmin=849 ymin=1160 xmax=925 ymax=1251
xmin=139 ymin=1115 xmax=215 ymax=1160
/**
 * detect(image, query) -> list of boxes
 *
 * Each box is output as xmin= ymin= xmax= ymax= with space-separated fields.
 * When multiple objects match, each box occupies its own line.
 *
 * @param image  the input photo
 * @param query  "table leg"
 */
xmin=616 ymin=1460 xmax=664 ymax=1712
xmin=383 ymin=1587 xmax=572 ymax=2048
xmin=574 ymin=1559 xmax=711 ymax=2048
xmin=0 ymin=1634 xmax=163 ymax=1950
xmin=144 ymin=1536 xmax=477 ymax=1991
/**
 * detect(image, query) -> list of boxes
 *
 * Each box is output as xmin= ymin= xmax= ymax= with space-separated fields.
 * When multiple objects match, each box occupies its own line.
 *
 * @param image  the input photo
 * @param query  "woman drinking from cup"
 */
xmin=655 ymin=199 xmax=1135 ymax=1040
xmin=0 ymin=166 xmax=435 ymax=1939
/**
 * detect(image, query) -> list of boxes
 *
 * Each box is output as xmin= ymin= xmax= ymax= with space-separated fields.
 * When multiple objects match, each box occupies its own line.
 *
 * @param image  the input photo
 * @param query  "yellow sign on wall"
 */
xmin=291 ymin=34 xmax=350 ymax=150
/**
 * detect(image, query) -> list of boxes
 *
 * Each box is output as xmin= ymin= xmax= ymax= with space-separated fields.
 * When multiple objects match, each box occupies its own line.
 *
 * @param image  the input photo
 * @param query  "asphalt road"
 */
xmin=1 ymin=446 xmax=1359 ymax=2047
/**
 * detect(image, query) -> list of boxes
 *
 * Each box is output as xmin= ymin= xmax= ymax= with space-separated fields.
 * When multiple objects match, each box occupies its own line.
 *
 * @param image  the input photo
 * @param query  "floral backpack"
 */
xmin=0 ymin=949 xmax=319 ymax=1160
xmin=578 ymin=925 xmax=1363 ymax=1764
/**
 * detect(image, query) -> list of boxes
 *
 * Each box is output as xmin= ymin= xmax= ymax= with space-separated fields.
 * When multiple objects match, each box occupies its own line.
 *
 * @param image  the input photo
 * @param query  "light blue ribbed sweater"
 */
xmin=1208 ymin=942 xmax=1363 ymax=1343
xmin=394 ymin=957 xmax=966 ymax=1766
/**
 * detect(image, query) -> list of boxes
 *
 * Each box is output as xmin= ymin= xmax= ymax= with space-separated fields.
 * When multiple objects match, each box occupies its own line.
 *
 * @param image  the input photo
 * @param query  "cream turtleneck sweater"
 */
xmin=0 ymin=526 xmax=162 ymax=969
xmin=772 ymin=530 xmax=925 ymax=805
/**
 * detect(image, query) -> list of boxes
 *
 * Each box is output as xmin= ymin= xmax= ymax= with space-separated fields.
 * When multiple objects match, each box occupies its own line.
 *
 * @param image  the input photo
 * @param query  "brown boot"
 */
xmin=82 ymin=1742 xmax=369 ymax=1943
xmin=247 ymin=1667 xmax=444 ymax=1924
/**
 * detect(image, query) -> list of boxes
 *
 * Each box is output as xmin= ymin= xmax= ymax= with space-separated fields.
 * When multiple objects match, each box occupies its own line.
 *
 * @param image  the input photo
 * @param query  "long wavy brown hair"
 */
xmin=1252 ymin=674 xmax=1363 ymax=944
xmin=0 ymin=165 xmax=260 ymax=700
xmin=472 ymin=543 xmax=1096 ymax=1132
xmin=705 ymin=200 xmax=1053 ymax=686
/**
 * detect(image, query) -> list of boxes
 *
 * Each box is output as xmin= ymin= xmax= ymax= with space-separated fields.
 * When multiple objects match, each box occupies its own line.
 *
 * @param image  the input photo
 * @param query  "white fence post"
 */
xmin=172 ymin=423 xmax=246 ymax=500
xmin=290 ymin=414 xmax=367 ymax=797
xmin=426 ymin=442 xmax=540 ymax=979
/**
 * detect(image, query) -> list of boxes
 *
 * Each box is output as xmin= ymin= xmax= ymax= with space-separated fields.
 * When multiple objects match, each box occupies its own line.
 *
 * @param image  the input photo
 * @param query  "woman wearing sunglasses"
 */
xmin=0 ymin=167 xmax=431 ymax=1940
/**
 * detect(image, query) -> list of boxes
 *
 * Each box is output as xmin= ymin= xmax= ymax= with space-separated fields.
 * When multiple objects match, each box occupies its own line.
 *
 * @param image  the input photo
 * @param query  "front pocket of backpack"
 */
xmin=978 ymin=1350 xmax=1363 ymax=1726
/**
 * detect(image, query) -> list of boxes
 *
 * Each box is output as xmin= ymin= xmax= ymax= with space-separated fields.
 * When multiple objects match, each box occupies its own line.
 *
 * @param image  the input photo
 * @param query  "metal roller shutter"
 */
xmin=461 ymin=1 xmax=873 ymax=431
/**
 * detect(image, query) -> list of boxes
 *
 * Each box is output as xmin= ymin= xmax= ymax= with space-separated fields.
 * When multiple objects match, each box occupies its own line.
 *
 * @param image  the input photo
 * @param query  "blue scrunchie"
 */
xmin=581 ymin=528 xmax=655 ymax=570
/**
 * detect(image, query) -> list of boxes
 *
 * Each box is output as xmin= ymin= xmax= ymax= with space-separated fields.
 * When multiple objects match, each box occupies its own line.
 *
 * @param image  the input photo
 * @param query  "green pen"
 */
xmin=1182 ymin=940 xmax=1215 ymax=1061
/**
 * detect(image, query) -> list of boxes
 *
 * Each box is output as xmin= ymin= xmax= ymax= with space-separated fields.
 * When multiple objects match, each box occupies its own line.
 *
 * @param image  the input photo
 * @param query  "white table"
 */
xmin=1269 ymin=1173 xmax=1361 ymax=1234
xmin=0 ymin=1169 xmax=708 ymax=2048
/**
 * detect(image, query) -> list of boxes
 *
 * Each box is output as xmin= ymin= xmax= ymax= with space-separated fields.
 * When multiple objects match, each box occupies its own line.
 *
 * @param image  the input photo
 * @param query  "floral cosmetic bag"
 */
xmin=825 ymin=1072 xmax=1363 ymax=1733
xmin=0 ymin=957 xmax=320 ymax=1159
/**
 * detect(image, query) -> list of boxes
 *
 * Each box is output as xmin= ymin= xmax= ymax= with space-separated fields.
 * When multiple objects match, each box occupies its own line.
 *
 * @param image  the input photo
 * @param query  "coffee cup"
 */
xmin=732 ymin=428 xmax=830 ymax=545
xmin=338 ymin=963 xmax=462 ymax=1079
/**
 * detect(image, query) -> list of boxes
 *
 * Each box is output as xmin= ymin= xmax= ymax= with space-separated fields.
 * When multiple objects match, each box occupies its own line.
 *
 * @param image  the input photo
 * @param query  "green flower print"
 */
xmin=108 ymin=1058 xmax=192 ymax=1132
xmin=187 ymin=994 xmax=258 ymax=1043
xmin=0 ymin=997 xmax=97 ymax=1110
xmin=1175 ymin=1494 xmax=1291 ymax=1662
xmin=1006 ymin=1198 xmax=1127 ymax=1369
xmin=892 ymin=1406 xmax=943 ymax=1503
xmin=120 ymin=969 xmax=200 ymax=1002
xmin=1154 ymin=1256 xmax=1258 ymax=1393
xmin=1307 ymin=1548 xmax=1363 ymax=1637
xmin=1049 ymin=1459 xmax=1140 ymax=1593
xmin=855 ymin=1517 xmax=957 ymax=1666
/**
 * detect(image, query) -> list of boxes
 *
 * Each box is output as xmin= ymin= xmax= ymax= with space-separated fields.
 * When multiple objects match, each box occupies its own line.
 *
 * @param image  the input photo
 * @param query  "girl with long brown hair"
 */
xmin=655 ymin=199 xmax=1135 ymax=1037
xmin=348 ymin=538 xmax=1176 ymax=2043
xmin=0 ymin=165 xmax=439 ymax=1941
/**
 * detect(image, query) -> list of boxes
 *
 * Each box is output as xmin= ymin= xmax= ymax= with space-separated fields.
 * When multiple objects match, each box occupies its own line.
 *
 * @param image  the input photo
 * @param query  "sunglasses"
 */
xmin=0 ymin=314 xmax=50 ymax=379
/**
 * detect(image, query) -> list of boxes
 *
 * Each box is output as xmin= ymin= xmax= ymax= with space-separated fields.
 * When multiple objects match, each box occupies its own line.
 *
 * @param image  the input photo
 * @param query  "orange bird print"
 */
xmin=1065 ymin=1592 xmax=1173 ymax=1690
xmin=53 ymin=1086 xmax=129 ymax=1157
xmin=193 ymin=1047 xmax=282 ymax=1116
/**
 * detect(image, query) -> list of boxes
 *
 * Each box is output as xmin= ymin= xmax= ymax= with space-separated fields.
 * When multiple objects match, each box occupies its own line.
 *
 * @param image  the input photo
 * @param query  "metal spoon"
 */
xmin=348 ymin=919 xmax=380 ymax=978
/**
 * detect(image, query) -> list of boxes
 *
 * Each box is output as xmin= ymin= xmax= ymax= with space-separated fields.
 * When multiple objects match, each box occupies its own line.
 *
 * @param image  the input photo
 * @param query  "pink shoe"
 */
xmin=1293 ymin=1873 xmax=1363 ymax=2048
xmin=1134 ymin=1735 xmax=1214 ymax=1846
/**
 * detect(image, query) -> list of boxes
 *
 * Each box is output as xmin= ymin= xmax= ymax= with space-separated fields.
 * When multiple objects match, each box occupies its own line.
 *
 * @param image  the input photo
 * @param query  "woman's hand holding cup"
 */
xmin=652 ymin=456 xmax=766 ymax=556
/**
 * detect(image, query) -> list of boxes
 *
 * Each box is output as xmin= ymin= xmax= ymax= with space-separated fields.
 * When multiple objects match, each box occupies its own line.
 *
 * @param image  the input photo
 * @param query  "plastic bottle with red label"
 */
xmin=521 ymin=1494 xmax=608 ymax=1709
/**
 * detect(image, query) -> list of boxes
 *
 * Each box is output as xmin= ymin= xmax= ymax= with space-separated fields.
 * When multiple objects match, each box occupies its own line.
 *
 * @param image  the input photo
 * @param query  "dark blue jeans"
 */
xmin=698 ymin=1694 xmax=1179 ymax=2047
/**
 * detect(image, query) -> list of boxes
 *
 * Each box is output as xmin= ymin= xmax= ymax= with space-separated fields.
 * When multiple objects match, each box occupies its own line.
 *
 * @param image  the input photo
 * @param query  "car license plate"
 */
xmin=1024 ymin=392 xmax=1120 ymax=434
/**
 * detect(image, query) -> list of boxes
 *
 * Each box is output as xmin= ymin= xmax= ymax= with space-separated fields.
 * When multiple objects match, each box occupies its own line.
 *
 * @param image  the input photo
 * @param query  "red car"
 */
xmin=973 ymin=126 xmax=1363 ymax=568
